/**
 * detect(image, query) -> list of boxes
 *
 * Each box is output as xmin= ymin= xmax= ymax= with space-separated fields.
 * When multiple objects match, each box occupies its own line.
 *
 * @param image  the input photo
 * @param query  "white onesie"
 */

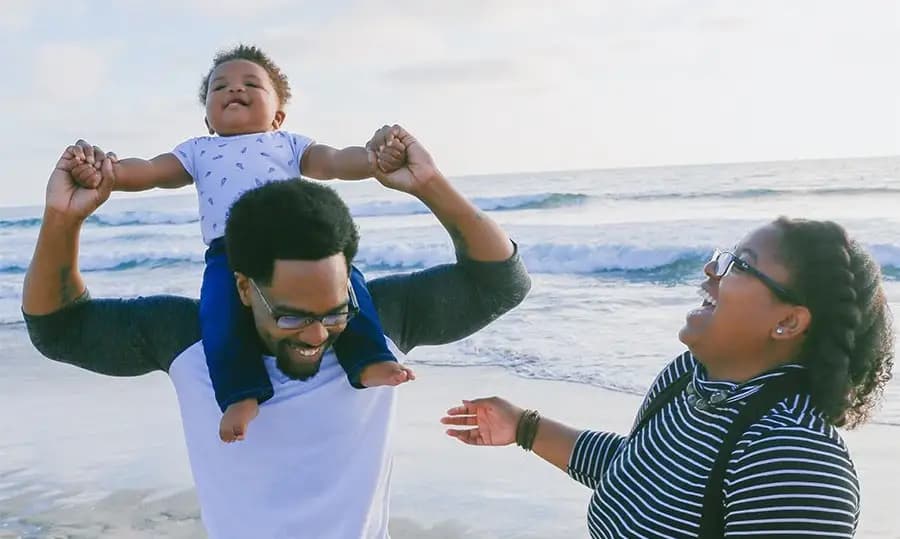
xmin=172 ymin=130 xmax=314 ymax=244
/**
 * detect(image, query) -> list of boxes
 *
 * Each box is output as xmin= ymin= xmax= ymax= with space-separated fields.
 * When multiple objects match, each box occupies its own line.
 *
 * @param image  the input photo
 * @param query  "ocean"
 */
xmin=1 ymin=156 xmax=898 ymax=537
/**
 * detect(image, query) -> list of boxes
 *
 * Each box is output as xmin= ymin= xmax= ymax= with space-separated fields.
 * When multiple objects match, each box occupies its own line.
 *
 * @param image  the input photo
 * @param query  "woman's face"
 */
xmin=679 ymin=223 xmax=800 ymax=366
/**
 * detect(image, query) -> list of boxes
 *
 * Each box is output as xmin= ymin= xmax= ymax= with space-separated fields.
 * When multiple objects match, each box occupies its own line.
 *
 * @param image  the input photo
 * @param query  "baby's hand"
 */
xmin=69 ymin=140 xmax=117 ymax=189
xmin=376 ymin=135 xmax=406 ymax=174
xmin=71 ymin=161 xmax=102 ymax=189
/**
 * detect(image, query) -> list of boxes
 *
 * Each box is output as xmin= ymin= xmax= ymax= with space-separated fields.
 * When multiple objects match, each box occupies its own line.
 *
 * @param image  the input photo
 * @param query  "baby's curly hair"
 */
xmin=775 ymin=217 xmax=894 ymax=429
xmin=198 ymin=44 xmax=292 ymax=107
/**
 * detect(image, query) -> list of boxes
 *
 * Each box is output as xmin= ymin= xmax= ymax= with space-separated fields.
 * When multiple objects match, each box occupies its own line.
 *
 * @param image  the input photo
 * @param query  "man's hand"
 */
xmin=47 ymin=140 xmax=116 ymax=222
xmin=366 ymin=125 xmax=440 ymax=197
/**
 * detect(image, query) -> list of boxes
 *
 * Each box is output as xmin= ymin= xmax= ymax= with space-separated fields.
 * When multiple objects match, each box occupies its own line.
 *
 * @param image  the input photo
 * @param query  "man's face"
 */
xmin=237 ymin=255 xmax=351 ymax=380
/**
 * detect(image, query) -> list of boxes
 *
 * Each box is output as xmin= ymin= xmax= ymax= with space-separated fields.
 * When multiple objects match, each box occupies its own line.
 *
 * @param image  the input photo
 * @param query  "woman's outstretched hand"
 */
xmin=440 ymin=397 xmax=523 ymax=446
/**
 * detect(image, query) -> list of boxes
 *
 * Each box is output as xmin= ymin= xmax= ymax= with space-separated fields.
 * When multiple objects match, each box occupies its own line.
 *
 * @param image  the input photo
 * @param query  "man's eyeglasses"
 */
xmin=710 ymin=250 xmax=803 ymax=305
xmin=249 ymin=279 xmax=359 ymax=330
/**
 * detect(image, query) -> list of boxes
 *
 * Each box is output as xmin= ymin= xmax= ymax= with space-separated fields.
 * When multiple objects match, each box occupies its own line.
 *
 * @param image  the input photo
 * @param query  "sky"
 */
xmin=1 ymin=0 xmax=897 ymax=207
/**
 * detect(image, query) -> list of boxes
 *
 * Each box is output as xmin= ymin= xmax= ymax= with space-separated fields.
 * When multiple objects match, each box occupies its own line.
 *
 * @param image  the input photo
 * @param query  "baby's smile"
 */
xmin=225 ymin=96 xmax=249 ymax=108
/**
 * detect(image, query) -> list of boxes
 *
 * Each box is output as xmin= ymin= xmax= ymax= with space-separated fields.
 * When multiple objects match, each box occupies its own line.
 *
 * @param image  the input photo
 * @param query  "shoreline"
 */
xmin=1 ymin=356 xmax=897 ymax=537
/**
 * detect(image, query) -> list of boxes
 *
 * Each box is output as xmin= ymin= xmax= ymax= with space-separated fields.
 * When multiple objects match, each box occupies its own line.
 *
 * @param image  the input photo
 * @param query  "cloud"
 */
xmin=698 ymin=16 xmax=750 ymax=32
xmin=0 ymin=0 xmax=36 ymax=31
xmin=382 ymin=59 xmax=522 ymax=87
xmin=180 ymin=0 xmax=297 ymax=18
xmin=258 ymin=15 xmax=447 ymax=68
xmin=253 ymin=0 xmax=587 ymax=97
xmin=2 ymin=0 xmax=898 ymax=209
xmin=0 ymin=0 xmax=93 ymax=32
xmin=32 ymin=42 xmax=109 ymax=101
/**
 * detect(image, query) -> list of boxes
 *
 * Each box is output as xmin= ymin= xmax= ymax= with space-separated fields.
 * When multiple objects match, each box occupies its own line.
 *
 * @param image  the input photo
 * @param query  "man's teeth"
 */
xmin=697 ymin=288 xmax=717 ymax=307
xmin=290 ymin=343 xmax=320 ymax=357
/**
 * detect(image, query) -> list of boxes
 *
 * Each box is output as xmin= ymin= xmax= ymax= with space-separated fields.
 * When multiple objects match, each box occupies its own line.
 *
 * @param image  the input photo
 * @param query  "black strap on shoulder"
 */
xmin=629 ymin=370 xmax=692 ymax=438
xmin=697 ymin=370 xmax=808 ymax=539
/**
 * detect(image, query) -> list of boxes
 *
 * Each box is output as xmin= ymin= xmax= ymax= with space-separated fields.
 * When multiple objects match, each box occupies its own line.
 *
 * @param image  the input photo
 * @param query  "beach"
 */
xmin=2 ymin=157 xmax=899 ymax=537
xmin=1 ymin=334 xmax=897 ymax=538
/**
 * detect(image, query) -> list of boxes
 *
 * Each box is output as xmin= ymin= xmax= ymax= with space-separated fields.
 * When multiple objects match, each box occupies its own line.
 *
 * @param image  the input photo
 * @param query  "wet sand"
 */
xmin=2 ymin=363 xmax=897 ymax=538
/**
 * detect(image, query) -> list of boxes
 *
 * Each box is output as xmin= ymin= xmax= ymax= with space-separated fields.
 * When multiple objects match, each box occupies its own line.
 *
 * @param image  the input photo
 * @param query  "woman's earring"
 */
xmin=775 ymin=327 xmax=785 ymax=335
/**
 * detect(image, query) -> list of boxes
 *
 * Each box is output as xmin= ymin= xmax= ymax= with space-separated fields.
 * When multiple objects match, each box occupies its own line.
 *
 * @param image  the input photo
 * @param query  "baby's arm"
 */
xmin=300 ymin=144 xmax=375 ymax=181
xmin=301 ymin=139 xmax=406 ymax=181
xmin=71 ymin=143 xmax=192 ymax=192
xmin=111 ymin=154 xmax=193 ymax=191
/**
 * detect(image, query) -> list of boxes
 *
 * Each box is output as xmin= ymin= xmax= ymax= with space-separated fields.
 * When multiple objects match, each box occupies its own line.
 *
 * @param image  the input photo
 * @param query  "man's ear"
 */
xmin=205 ymin=117 xmax=215 ymax=135
xmin=272 ymin=110 xmax=286 ymax=130
xmin=235 ymin=273 xmax=253 ymax=307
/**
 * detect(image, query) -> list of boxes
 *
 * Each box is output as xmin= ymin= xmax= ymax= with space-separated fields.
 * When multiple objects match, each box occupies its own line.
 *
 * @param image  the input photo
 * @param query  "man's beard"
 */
xmin=276 ymin=354 xmax=322 ymax=381
xmin=274 ymin=333 xmax=339 ymax=381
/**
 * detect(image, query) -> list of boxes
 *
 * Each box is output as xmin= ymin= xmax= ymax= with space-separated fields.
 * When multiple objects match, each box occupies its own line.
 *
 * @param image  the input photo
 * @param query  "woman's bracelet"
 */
xmin=515 ymin=409 xmax=541 ymax=451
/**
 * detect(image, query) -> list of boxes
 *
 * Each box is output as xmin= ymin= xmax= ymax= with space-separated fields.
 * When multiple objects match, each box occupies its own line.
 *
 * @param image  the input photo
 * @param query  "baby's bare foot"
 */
xmin=220 ymin=398 xmax=259 ymax=443
xmin=359 ymin=361 xmax=416 ymax=388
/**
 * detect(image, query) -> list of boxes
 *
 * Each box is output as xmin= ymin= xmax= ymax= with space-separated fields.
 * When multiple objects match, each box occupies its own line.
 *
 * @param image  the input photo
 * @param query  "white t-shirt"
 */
xmin=169 ymin=340 xmax=398 ymax=539
xmin=172 ymin=131 xmax=315 ymax=244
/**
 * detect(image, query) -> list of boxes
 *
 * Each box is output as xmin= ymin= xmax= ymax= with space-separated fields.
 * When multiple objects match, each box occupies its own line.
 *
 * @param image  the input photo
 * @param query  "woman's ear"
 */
xmin=772 ymin=305 xmax=812 ymax=339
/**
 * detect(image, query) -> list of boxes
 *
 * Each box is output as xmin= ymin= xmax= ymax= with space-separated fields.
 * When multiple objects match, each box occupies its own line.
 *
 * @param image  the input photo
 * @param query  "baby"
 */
xmin=71 ymin=44 xmax=414 ymax=442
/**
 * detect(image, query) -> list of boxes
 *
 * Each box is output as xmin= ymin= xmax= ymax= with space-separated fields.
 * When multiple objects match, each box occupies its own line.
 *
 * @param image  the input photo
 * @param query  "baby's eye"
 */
xmin=246 ymin=82 xmax=259 ymax=88
xmin=213 ymin=85 xmax=226 ymax=91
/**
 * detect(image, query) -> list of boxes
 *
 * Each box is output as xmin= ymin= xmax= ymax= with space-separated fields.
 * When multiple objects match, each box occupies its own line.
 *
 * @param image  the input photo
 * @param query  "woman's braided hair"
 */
xmin=774 ymin=217 xmax=894 ymax=428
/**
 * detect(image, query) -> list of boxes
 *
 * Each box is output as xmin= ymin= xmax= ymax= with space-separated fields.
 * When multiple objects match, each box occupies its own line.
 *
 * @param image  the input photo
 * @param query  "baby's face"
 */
xmin=205 ymin=59 xmax=283 ymax=136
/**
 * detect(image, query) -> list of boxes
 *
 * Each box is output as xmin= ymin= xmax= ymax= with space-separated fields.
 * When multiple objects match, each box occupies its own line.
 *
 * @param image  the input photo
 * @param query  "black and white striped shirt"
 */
xmin=568 ymin=352 xmax=859 ymax=538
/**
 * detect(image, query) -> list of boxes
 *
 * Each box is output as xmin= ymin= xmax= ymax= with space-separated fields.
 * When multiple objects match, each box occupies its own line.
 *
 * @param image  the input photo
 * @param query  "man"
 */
xmin=23 ymin=126 xmax=531 ymax=538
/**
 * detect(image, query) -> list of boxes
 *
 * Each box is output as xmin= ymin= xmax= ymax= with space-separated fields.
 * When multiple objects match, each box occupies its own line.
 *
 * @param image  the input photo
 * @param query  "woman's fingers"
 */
xmin=446 ymin=427 xmax=483 ymax=445
xmin=446 ymin=404 xmax=469 ymax=415
xmin=440 ymin=415 xmax=478 ymax=426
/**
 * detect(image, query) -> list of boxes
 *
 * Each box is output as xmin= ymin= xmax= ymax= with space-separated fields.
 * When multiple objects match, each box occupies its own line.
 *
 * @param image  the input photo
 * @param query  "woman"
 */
xmin=442 ymin=218 xmax=894 ymax=538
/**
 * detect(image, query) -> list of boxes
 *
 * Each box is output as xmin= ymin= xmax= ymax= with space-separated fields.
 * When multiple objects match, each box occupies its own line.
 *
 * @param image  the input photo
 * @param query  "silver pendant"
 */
xmin=685 ymin=381 xmax=733 ymax=411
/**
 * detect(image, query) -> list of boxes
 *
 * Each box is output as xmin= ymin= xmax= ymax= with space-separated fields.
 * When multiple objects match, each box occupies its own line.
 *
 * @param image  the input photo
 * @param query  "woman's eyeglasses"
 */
xmin=710 ymin=250 xmax=803 ymax=305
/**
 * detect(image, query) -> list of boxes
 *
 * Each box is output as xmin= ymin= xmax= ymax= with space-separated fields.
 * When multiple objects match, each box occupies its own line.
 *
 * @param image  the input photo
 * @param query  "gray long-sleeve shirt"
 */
xmin=24 ymin=247 xmax=531 ymax=376
xmin=23 ymin=244 xmax=531 ymax=538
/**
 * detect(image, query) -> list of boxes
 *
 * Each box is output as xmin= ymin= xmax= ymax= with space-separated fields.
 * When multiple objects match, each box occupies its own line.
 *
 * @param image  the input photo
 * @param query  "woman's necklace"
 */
xmin=685 ymin=381 xmax=734 ymax=411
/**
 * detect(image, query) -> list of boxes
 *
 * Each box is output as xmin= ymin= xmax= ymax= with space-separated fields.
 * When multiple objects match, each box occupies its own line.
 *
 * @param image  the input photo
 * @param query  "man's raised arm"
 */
xmin=22 ymin=143 xmax=199 ymax=375
xmin=364 ymin=126 xmax=531 ymax=353
xmin=23 ymin=143 xmax=113 ymax=315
